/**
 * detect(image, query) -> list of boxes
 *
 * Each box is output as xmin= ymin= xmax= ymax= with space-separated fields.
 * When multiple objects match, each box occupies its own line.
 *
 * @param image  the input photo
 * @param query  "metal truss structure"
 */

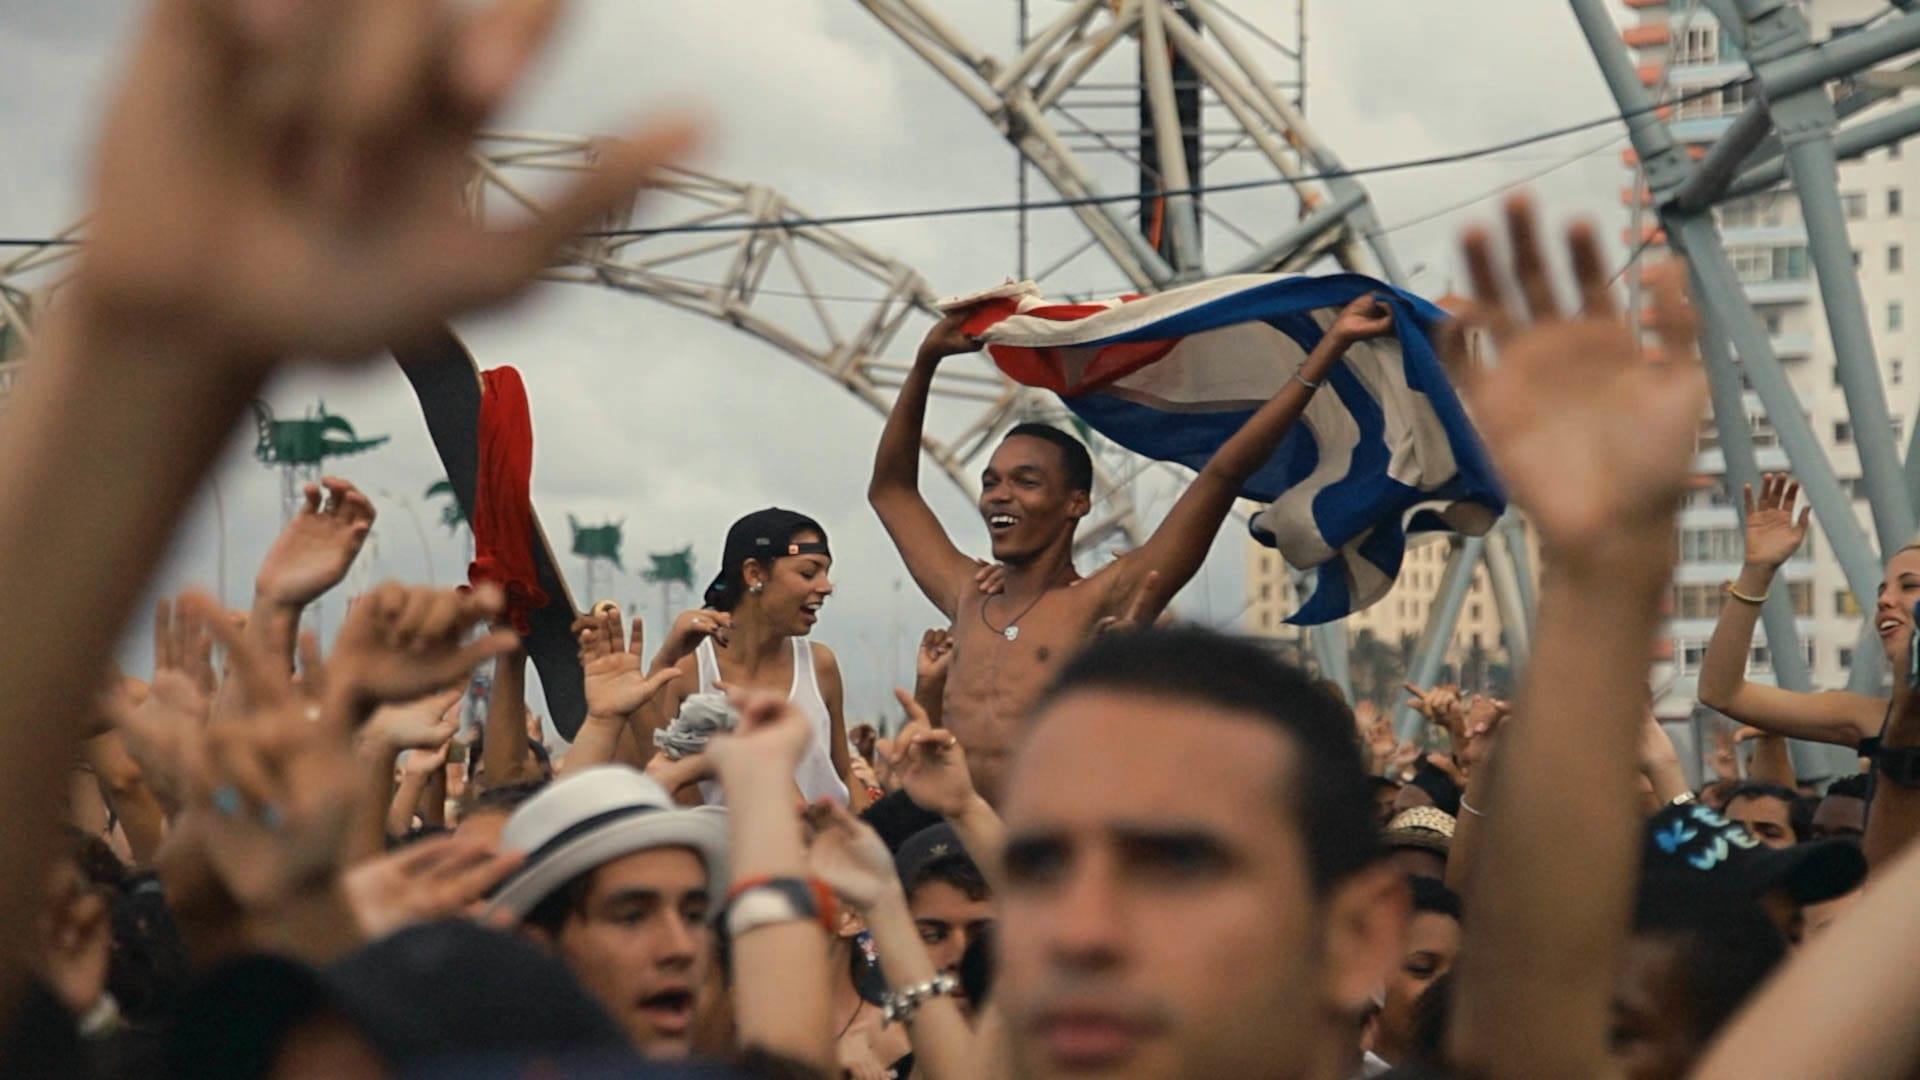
xmin=856 ymin=0 xmax=1407 ymax=288
xmin=855 ymin=0 xmax=1543 ymax=716
xmin=0 ymin=141 xmax=1144 ymax=555
xmin=1571 ymin=0 xmax=1920 ymax=775
xmin=467 ymin=134 xmax=1140 ymax=557
xmin=0 ymin=220 xmax=83 ymax=403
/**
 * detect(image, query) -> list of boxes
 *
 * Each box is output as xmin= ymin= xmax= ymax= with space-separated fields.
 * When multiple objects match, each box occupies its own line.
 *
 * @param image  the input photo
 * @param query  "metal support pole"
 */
xmin=1758 ymin=10 xmax=1920 ymax=99
xmin=1499 ymin=515 xmax=1537 ymax=625
xmin=1224 ymin=186 xmax=1364 ymax=275
xmin=1698 ymin=316 xmax=1812 ymax=693
xmin=1483 ymin=521 xmax=1530 ymax=677
xmin=1726 ymin=99 xmax=1920 ymax=200
xmin=1671 ymin=101 xmax=1774 ymax=212
xmin=1394 ymin=535 xmax=1484 ymax=740
xmin=1674 ymin=214 xmax=1886 ymax=605
xmin=1312 ymin=622 xmax=1351 ymax=702
xmin=1739 ymin=0 xmax=1919 ymax=552
xmin=1568 ymin=0 xmax=1887 ymax=608
xmin=1138 ymin=1 xmax=1203 ymax=274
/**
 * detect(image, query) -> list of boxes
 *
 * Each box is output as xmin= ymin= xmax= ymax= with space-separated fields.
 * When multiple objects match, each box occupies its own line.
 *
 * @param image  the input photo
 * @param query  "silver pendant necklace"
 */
xmin=981 ymin=588 xmax=1046 ymax=643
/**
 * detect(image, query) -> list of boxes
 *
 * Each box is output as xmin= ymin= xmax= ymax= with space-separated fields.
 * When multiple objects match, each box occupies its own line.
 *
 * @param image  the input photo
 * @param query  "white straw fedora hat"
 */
xmin=486 ymin=765 xmax=729 ymax=919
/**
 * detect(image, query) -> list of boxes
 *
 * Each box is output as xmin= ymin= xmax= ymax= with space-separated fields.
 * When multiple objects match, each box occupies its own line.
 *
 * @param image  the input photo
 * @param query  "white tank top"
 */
xmin=695 ymin=637 xmax=849 ymax=806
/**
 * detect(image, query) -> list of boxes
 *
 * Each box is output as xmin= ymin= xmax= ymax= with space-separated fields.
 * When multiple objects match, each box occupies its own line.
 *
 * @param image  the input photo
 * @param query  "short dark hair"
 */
xmin=521 ymin=867 xmax=598 ymax=938
xmin=1825 ymin=773 xmax=1872 ymax=801
xmin=1036 ymin=626 xmax=1378 ymax=893
xmin=1407 ymin=875 xmax=1462 ymax=922
xmin=1727 ymin=781 xmax=1797 ymax=807
xmin=906 ymin=854 xmax=991 ymax=905
xmin=1003 ymin=423 xmax=1093 ymax=495
xmin=1727 ymin=781 xmax=1803 ymax=841
xmin=1631 ymin=891 xmax=1785 ymax=1044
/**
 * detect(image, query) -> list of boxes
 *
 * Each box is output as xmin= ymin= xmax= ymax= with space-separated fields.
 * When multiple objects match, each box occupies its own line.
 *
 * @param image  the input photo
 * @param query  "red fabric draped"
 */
xmin=467 ymin=367 xmax=549 ymax=634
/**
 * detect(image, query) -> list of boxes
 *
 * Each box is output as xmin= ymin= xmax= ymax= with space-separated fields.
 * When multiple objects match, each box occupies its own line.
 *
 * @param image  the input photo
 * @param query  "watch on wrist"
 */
xmin=1878 ymin=745 xmax=1920 ymax=789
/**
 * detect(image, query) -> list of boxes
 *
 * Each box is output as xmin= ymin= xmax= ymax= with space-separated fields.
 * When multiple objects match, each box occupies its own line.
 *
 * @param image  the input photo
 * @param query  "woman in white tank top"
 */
xmin=646 ymin=508 xmax=855 ymax=807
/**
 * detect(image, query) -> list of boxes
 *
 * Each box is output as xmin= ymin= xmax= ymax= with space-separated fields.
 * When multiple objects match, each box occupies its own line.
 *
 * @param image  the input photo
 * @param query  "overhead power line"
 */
xmin=0 ymin=73 xmax=1754 ymax=249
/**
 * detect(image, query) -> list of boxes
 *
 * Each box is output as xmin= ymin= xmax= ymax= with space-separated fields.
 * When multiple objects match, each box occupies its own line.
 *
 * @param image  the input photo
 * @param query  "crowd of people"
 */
xmin=10 ymin=2 xmax=1920 ymax=1078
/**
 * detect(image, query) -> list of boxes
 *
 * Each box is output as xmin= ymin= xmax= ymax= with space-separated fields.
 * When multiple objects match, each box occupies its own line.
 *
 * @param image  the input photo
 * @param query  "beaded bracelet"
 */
xmin=883 ymin=972 xmax=961 ymax=1024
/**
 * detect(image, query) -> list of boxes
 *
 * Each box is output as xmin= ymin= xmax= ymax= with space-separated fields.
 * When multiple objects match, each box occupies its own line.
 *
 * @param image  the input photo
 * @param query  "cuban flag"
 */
xmin=949 ymin=274 xmax=1504 ymax=625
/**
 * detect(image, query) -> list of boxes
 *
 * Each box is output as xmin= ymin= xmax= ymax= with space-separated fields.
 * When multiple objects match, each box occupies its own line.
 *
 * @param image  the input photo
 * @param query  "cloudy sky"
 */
xmin=0 ymin=0 xmax=1630 ymax=728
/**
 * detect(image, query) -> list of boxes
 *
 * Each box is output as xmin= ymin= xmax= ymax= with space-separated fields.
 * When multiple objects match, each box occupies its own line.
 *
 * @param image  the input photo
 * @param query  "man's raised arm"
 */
xmin=869 ymin=312 xmax=985 ymax=617
xmin=1105 ymin=295 xmax=1393 ymax=604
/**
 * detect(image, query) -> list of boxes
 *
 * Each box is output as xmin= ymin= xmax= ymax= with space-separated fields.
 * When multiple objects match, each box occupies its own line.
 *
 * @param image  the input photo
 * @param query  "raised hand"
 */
xmin=1356 ymin=700 xmax=1398 ymax=774
xmin=80 ymin=0 xmax=697 ymax=362
xmin=804 ymin=799 xmax=900 ymax=912
xmin=1328 ymin=293 xmax=1395 ymax=343
xmin=1453 ymin=197 xmax=1706 ymax=561
xmin=916 ymin=628 xmax=956 ymax=687
xmin=658 ymin=608 xmax=733 ymax=666
xmin=1742 ymin=473 xmax=1811 ymax=569
xmin=400 ymin=740 xmax=452 ymax=780
xmin=973 ymin=560 xmax=1007 ymax=596
xmin=1095 ymin=569 xmax=1165 ymax=635
xmin=113 ymin=598 xmax=220 ymax=809
xmin=894 ymin=690 xmax=979 ymax=818
xmin=190 ymin=595 xmax=358 ymax=907
xmin=1454 ymin=695 xmax=1509 ymax=776
xmin=343 ymin=834 xmax=522 ymax=939
xmin=573 ymin=605 xmax=680 ymax=720
xmin=364 ymin=686 xmax=464 ymax=753
xmin=1710 ymin=723 xmax=1741 ymax=783
xmin=255 ymin=478 xmax=377 ymax=607
xmin=327 ymin=583 xmax=520 ymax=713
xmin=918 ymin=308 xmax=983 ymax=362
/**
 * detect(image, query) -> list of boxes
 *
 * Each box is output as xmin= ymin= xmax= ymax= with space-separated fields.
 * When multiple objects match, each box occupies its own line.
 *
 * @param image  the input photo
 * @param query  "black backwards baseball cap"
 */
xmin=895 ymin=822 xmax=977 ymax=890
xmin=163 ymin=920 xmax=642 ymax=1077
xmin=703 ymin=507 xmax=831 ymax=611
xmin=1642 ymin=802 xmax=1866 ymax=905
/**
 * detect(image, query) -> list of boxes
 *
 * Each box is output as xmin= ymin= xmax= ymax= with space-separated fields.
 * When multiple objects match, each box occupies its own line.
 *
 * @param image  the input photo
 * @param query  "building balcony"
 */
xmin=1671 ymin=558 xmax=1812 ymax=587
xmin=1769 ymin=333 xmax=1814 ymax=359
xmin=1744 ymin=278 xmax=1814 ymax=304
xmin=1720 ymin=222 xmax=1807 ymax=246
xmin=1690 ymin=446 xmax=1793 ymax=475
xmin=1623 ymin=22 xmax=1672 ymax=47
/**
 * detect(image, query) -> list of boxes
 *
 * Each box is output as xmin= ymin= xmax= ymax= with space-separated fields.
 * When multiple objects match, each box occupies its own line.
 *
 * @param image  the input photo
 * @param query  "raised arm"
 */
xmin=1445 ymin=199 xmax=1705 ymax=1079
xmin=248 ymin=478 xmax=376 ymax=669
xmin=1865 ymin=658 xmax=1920 ymax=869
xmin=869 ymin=313 xmax=987 ymax=617
xmin=566 ymin=606 xmax=679 ymax=775
xmin=808 ymin=800 xmax=980 ymax=1080
xmin=1102 ymin=296 xmax=1394 ymax=605
xmin=1699 ymin=474 xmax=1882 ymax=746
xmin=708 ymin=689 xmax=834 ymax=1071
xmin=0 ymin=0 xmax=686 ymax=1014
xmin=481 ymin=648 xmax=539 ymax=789
xmin=913 ymin=628 xmax=955 ymax=729
xmin=896 ymin=690 xmax=1006 ymax=893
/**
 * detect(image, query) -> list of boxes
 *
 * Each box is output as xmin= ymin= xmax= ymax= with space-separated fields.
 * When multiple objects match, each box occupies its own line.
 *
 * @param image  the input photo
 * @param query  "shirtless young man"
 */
xmin=868 ymin=296 xmax=1394 ymax=803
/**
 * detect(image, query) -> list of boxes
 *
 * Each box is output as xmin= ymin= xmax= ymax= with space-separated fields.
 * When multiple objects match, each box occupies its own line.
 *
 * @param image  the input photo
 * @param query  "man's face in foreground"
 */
xmin=538 ymin=848 xmax=712 ymax=1059
xmin=997 ymin=690 xmax=1394 ymax=1079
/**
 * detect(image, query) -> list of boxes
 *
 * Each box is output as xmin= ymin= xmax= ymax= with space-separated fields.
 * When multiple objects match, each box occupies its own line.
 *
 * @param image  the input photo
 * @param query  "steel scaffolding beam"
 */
xmin=1573 ymin=0 xmax=1920 ymax=767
